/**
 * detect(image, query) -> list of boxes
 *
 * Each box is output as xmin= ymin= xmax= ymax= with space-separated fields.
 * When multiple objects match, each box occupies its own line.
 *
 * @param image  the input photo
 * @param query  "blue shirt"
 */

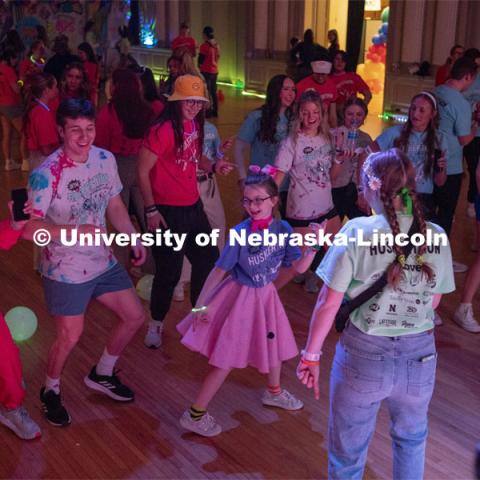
xmin=216 ymin=219 xmax=301 ymax=288
xmin=376 ymin=125 xmax=448 ymax=194
xmin=463 ymin=74 xmax=480 ymax=137
xmin=238 ymin=109 xmax=290 ymax=191
xmin=434 ymin=84 xmax=472 ymax=175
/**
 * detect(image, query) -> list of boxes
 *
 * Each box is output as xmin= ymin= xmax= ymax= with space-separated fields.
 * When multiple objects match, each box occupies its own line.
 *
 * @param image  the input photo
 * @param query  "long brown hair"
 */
xmin=23 ymin=72 xmax=56 ymax=129
xmin=394 ymin=92 xmax=439 ymax=179
xmin=111 ymin=68 xmax=153 ymax=138
xmin=361 ymin=149 xmax=434 ymax=289
xmin=60 ymin=62 xmax=90 ymax=100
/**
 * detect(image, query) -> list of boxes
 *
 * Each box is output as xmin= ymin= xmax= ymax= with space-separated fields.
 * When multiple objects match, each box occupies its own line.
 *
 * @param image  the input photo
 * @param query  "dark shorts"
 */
xmin=0 ymin=104 xmax=23 ymax=121
xmin=285 ymin=207 xmax=338 ymax=228
xmin=42 ymin=263 xmax=133 ymax=316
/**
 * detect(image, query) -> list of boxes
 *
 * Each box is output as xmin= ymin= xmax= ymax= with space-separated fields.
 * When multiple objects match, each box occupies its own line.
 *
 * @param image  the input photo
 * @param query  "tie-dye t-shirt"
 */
xmin=28 ymin=146 xmax=123 ymax=283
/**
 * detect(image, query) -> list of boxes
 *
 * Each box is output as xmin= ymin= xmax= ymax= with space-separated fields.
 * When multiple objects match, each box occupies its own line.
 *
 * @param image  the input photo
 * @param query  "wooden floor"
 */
xmin=0 ymin=86 xmax=479 ymax=480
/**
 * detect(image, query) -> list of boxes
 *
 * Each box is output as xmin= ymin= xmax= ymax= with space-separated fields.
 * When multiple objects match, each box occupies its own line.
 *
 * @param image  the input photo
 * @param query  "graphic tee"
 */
xmin=28 ymin=146 xmax=123 ymax=283
xmin=216 ymin=219 xmax=301 ymax=287
xmin=275 ymin=133 xmax=334 ymax=219
xmin=318 ymin=214 xmax=455 ymax=336
xmin=376 ymin=125 xmax=448 ymax=194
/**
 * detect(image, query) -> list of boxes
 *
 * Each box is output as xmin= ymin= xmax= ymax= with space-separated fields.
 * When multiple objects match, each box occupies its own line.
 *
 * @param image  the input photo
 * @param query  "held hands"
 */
xmin=191 ymin=305 xmax=209 ymax=332
xmin=296 ymin=359 xmax=320 ymax=400
xmin=221 ymin=136 xmax=235 ymax=153
xmin=214 ymin=158 xmax=236 ymax=176
xmin=8 ymin=200 xmax=32 ymax=231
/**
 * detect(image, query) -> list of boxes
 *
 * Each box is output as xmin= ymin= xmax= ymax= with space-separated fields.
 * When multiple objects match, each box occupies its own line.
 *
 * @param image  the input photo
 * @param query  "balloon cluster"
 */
xmin=366 ymin=7 xmax=389 ymax=65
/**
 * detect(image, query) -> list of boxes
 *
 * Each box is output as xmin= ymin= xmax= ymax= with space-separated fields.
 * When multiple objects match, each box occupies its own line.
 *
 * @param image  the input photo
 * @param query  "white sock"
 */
xmin=96 ymin=348 xmax=119 ymax=376
xmin=45 ymin=375 xmax=60 ymax=394
xmin=149 ymin=320 xmax=163 ymax=331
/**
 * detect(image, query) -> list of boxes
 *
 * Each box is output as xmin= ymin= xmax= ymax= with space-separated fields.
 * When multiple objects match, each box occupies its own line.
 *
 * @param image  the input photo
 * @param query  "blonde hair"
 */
xmin=292 ymin=90 xmax=331 ymax=143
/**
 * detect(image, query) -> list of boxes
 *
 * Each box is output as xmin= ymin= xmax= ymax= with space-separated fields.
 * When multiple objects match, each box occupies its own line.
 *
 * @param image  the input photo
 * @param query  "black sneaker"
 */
xmin=40 ymin=387 xmax=71 ymax=427
xmin=84 ymin=366 xmax=134 ymax=402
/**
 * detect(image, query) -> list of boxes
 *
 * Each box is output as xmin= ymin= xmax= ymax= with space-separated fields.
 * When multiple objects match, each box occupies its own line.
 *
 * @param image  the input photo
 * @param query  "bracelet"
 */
xmin=145 ymin=210 xmax=159 ymax=218
xmin=300 ymin=358 xmax=320 ymax=366
xmin=301 ymin=349 xmax=322 ymax=361
xmin=334 ymin=158 xmax=345 ymax=165
xmin=144 ymin=204 xmax=157 ymax=211
xmin=191 ymin=306 xmax=208 ymax=313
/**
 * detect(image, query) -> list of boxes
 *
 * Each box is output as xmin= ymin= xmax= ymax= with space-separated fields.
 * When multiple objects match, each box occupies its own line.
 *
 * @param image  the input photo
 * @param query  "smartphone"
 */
xmin=434 ymin=149 xmax=443 ymax=173
xmin=11 ymin=188 xmax=29 ymax=221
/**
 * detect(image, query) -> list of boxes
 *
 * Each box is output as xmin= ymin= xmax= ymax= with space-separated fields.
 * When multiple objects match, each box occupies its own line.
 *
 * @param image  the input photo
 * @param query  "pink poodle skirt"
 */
xmin=177 ymin=278 xmax=298 ymax=373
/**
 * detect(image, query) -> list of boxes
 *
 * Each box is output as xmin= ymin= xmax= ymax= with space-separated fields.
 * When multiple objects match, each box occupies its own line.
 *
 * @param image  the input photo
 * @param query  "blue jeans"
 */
xmin=329 ymin=322 xmax=437 ymax=480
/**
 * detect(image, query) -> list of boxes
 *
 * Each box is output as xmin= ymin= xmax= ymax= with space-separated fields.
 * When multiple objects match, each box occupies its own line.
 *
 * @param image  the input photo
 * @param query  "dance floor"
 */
xmin=0 ymin=86 xmax=478 ymax=479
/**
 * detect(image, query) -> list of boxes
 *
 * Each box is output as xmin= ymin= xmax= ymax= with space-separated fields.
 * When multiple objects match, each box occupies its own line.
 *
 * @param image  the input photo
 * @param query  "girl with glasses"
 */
xmin=177 ymin=170 xmax=324 ymax=437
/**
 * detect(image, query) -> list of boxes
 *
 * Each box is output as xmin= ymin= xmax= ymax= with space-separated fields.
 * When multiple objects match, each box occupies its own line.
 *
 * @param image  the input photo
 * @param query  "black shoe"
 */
xmin=40 ymin=387 xmax=71 ymax=427
xmin=84 ymin=366 xmax=134 ymax=402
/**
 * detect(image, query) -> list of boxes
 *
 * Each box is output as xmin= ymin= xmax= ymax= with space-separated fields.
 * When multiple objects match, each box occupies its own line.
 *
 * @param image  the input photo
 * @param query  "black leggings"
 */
xmin=150 ymin=200 xmax=219 ymax=322
xmin=433 ymin=173 xmax=463 ymax=237
xmin=464 ymin=137 xmax=480 ymax=203
xmin=332 ymin=182 xmax=364 ymax=221
xmin=203 ymin=72 xmax=218 ymax=115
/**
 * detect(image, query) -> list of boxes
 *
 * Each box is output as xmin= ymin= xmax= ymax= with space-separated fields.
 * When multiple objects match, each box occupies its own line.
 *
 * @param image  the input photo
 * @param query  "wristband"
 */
xmin=191 ymin=306 xmax=208 ymax=313
xmin=300 ymin=358 xmax=320 ymax=367
xmin=145 ymin=210 xmax=159 ymax=218
xmin=301 ymin=349 xmax=322 ymax=361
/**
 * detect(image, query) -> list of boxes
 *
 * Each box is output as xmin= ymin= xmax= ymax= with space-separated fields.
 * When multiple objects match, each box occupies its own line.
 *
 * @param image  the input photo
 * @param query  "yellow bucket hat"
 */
xmin=168 ymin=75 xmax=209 ymax=102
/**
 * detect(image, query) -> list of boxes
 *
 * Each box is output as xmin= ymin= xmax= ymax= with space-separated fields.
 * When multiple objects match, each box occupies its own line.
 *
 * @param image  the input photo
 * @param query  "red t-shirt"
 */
xmin=331 ymin=71 xmax=370 ymax=104
xmin=296 ymin=75 xmax=338 ymax=108
xmin=19 ymin=58 xmax=44 ymax=80
xmin=435 ymin=64 xmax=450 ymax=86
xmin=171 ymin=36 xmax=196 ymax=57
xmin=0 ymin=219 xmax=22 ymax=250
xmin=26 ymin=103 xmax=59 ymax=152
xmin=199 ymin=42 xmax=220 ymax=74
xmin=0 ymin=63 xmax=21 ymax=106
xmin=95 ymin=104 xmax=143 ymax=156
xmin=143 ymin=120 xmax=200 ymax=206
xmin=83 ymin=61 xmax=99 ymax=89
xmin=150 ymin=99 xmax=165 ymax=118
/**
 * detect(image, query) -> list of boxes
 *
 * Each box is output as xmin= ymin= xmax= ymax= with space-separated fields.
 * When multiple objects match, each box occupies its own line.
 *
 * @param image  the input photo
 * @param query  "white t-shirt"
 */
xmin=275 ymin=133 xmax=334 ymax=220
xmin=318 ymin=214 xmax=456 ymax=336
xmin=29 ymin=146 xmax=123 ymax=284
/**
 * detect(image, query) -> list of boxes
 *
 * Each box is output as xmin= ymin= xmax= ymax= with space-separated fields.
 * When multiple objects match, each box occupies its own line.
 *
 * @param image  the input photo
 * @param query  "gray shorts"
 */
xmin=0 ymin=104 xmax=23 ymax=121
xmin=42 ymin=263 xmax=133 ymax=316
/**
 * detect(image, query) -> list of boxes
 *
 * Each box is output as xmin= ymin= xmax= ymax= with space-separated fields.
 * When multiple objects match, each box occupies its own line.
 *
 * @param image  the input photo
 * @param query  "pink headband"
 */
xmin=248 ymin=164 xmax=278 ymax=177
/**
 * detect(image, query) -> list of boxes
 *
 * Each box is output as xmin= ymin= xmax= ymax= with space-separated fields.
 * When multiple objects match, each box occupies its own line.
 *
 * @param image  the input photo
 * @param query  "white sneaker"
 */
xmin=0 ymin=405 xmax=41 ymax=440
xmin=452 ymin=261 xmax=468 ymax=273
xmin=5 ymin=159 xmax=21 ymax=171
xmin=433 ymin=311 xmax=443 ymax=326
xmin=144 ymin=321 xmax=163 ymax=348
xmin=173 ymin=283 xmax=185 ymax=302
xmin=262 ymin=389 xmax=304 ymax=411
xmin=467 ymin=203 xmax=476 ymax=218
xmin=21 ymin=160 xmax=30 ymax=172
xmin=453 ymin=304 xmax=480 ymax=333
xmin=179 ymin=410 xmax=222 ymax=437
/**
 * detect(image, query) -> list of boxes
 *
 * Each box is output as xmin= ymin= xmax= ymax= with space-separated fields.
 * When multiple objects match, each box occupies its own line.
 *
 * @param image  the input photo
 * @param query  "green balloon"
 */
xmin=5 ymin=307 xmax=38 ymax=343
xmin=381 ymin=6 xmax=389 ymax=23
xmin=136 ymin=274 xmax=154 ymax=301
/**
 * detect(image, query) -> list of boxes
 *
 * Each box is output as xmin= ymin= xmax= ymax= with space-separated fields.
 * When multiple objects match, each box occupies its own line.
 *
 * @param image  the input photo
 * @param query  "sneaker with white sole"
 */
xmin=173 ymin=282 xmax=185 ymax=302
xmin=144 ymin=321 xmax=163 ymax=348
xmin=40 ymin=387 xmax=71 ymax=427
xmin=467 ymin=203 xmax=476 ymax=218
xmin=453 ymin=304 xmax=480 ymax=333
xmin=433 ymin=311 xmax=443 ymax=326
xmin=84 ymin=366 xmax=134 ymax=401
xmin=452 ymin=261 xmax=468 ymax=273
xmin=0 ymin=405 xmax=41 ymax=440
xmin=262 ymin=389 xmax=304 ymax=411
xmin=179 ymin=409 xmax=222 ymax=437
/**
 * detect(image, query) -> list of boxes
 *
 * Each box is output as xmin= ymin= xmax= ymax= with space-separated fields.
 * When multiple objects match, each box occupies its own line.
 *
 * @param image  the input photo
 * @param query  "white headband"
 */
xmin=417 ymin=91 xmax=437 ymax=110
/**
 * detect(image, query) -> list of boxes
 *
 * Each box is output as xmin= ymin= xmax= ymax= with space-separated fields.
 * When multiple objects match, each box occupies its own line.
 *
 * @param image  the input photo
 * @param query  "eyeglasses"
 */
xmin=241 ymin=196 xmax=272 ymax=207
xmin=184 ymin=99 xmax=204 ymax=107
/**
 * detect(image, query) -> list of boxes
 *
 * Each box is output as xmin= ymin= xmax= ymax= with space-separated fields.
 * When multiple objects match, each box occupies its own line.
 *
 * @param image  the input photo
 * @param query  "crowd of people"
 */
xmin=0 ymin=23 xmax=478 ymax=480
